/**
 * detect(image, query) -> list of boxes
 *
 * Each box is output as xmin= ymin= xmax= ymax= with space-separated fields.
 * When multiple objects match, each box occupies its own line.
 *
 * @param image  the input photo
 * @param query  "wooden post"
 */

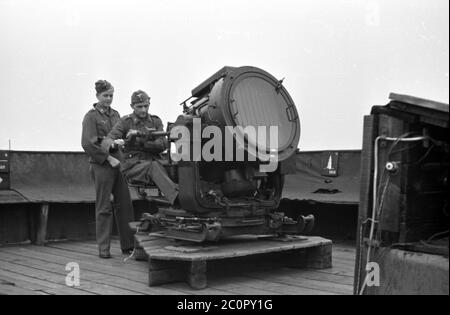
xmin=354 ymin=115 xmax=376 ymax=294
xmin=187 ymin=260 xmax=207 ymax=290
xmin=35 ymin=203 xmax=49 ymax=245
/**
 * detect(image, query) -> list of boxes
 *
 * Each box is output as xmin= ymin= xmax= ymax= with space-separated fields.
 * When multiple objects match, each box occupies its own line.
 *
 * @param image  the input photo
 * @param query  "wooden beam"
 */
xmin=187 ymin=260 xmax=207 ymax=290
xmin=35 ymin=203 xmax=49 ymax=246
xmin=354 ymin=115 xmax=376 ymax=294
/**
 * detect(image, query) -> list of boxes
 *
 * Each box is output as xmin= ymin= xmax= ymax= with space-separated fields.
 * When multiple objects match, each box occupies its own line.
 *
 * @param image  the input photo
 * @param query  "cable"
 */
xmin=407 ymin=145 xmax=436 ymax=165
xmin=123 ymin=226 xmax=139 ymax=262
xmin=373 ymin=135 xmax=427 ymax=232
xmin=359 ymin=175 xmax=390 ymax=295
xmin=358 ymin=134 xmax=428 ymax=295
xmin=8 ymin=188 xmax=30 ymax=201
xmin=123 ymin=248 xmax=136 ymax=263
xmin=355 ymin=134 xmax=410 ymax=293
xmin=358 ymin=133 xmax=446 ymax=294
xmin=426 ymin=230 xmax=449 ymax=242
xmin=374 ymin=176 xmax=391 ymax=242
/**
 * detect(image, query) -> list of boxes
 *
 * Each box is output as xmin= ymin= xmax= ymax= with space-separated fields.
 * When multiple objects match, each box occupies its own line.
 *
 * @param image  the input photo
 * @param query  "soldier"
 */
xmin=103 ymin=90 xmax=178 ymax=205
xmin=81 ymin=80 xmax=135 ymax=259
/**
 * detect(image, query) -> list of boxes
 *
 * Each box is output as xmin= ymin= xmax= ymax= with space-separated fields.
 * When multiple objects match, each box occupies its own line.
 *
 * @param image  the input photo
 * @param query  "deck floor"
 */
xmin=0 ymin=239 xmax=355 ymax=295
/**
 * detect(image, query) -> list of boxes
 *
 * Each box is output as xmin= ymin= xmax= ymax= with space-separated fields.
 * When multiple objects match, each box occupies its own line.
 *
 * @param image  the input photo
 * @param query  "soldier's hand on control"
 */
xmin=126 ymin=129 xmax=139 ymax=140
xmin=112 ymin=139 xmax=125 ymax=148
xmin=107 ymin=156 xmax=120 ymax=168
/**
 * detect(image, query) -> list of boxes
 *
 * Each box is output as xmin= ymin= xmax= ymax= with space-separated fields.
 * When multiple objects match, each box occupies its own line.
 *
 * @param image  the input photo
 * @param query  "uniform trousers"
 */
xmin=122 ymin=159 xmax=178 ymax=205
xmin=90 ymin=163 xmax=135 ymax=255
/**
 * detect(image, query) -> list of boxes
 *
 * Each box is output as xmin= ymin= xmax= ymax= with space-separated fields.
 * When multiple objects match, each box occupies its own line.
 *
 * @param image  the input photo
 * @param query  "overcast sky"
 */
xmin=0 ymin=0 xmax=448 ymax=151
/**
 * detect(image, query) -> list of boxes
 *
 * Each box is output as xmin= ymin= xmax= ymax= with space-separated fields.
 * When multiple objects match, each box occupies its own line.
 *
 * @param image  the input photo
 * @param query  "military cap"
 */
xmin=131 ymin=90 xmax=150 ymax=105
xmin=95 ymin=80 xmax=113 ymax=94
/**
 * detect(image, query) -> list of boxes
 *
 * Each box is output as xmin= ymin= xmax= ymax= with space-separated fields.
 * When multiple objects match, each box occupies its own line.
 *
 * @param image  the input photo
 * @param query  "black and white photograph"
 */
xmin=0 ymin=0 xmax=448 ymax=299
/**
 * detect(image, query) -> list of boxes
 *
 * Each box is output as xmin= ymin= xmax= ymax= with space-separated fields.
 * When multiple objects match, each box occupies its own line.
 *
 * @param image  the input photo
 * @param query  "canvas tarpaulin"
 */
xmin=0 ymin=151 xmax=142 ymax=203
xmin=1 ymin=150 xmax=362 ymax=205
xmin=282 ymin=150 xmax=361 ymax=205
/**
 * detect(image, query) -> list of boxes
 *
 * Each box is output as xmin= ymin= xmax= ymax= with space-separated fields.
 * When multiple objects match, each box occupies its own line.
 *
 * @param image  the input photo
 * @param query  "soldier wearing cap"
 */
xmin=81 ymin=80 xmax=135 ymax=259
xmin=103 ymin=90 xmax=178 ymax=205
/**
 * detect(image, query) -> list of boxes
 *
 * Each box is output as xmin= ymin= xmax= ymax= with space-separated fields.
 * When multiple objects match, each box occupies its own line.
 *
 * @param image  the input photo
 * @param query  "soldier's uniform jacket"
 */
xmin=81 ymin=104 xmax=121 ymax=164
xmin=105 ymin=113 xmax=167 ymax=163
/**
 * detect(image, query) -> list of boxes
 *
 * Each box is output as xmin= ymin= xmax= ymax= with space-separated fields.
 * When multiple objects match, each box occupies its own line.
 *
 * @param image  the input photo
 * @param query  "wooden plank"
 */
xmin=1 ymin=254 xmax=136 ymax=295
xmin=160 ymin=282 xmax=234 ymax=295
xmin=208 ymin=274 xmax=336 ymax=295
xmin=354 ymin=114 xmax=376 ymax=293
xmin=332 ymin=248 xmax=356 ymax=257
xmin=50 ymin=238 xmax=185 ymax=258
xmin=25 ymin=244 xmax=148 ymax=272
xmin=0 ymin=246 xmax=148 ymax=283
xmin=0 ymin=239 xmax=356 ymax=295
xmin=137 ymin=235 xmax=333 ymax=289
xmin=333 ymin=246 xmax=356 ymax=253
xmin=307 ymin=267 xmax=354 ymax=277
xmin=328 ymin=258 xmax=355 ymax=269
xmin=0 ymin=252 xmax=144 ymax=295
xmin=145 ymin=236 xmax=332 ymax=261
xmin=47 ymin=240 xmax=167 ymax=264
xmin=35 ymin=203 xmax=49 ymax=246
xmin=47 ymin=242 xmax=110 ymax=255
xmin=7 ymin=245 xmax=186 ymax=295
xmin=333 ymin=243 xmax=357 ymax=252
xmin=333 ymin=250 xmax=356 ymax=258
xmin=0 ymin=270 xmax=55 ymax=292
xmin=0 ymin=247 xmax=186 ymax=295
xmin=42 ymin=243 xmax=147 ymax=269
xmin=333 ymin=256 xmax=356 ymax=266
xmin=135 ymin=233 xmax=167 ymax=243
xmin=207 ymin=280 xmax=283 ymax=295
xmin=333 ymin=256 xmax=356 ymax=264
xmin=74 ymin=237 xmax=178 ymax=254
xmin=207 ymin=273 xmax=286 ymax=295
xmin=0 ymin=270 xmax=92 ymax=295
xmin=137 ymin=235 xmax=334 ymax=290
xmin=0 ymin=281 xmax=48 ymax=295
xmin=0 ymin=273 xmax=50 ymax=295
xmin=133 ymin=233 xmax=177 ymax=261
xmin=45 ymin=242 xmax=150 ymax=268
xmin=40 ymin=286 xmax=95 ymax=295
xmin=275 ymin=268 xmax=354 ymax=286
xmin=333 ymin=247 xmax=356 ymax=256
xmin=246 ymin=270 xmax=353 ymax=295
xmin=389 ymin=93 xmax=449 ymax=114
xmin=0 ymin=259 xmax=103 ymax=295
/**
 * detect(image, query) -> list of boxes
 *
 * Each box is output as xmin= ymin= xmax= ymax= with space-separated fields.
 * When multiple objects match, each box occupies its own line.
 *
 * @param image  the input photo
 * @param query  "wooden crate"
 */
xmin=134 ymin=233 xmax=332 ymax=290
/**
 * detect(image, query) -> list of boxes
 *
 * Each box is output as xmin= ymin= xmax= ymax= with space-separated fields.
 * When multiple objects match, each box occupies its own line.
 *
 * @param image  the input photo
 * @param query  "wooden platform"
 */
xmin=0 ymin=239 xmax=355 ymax=295
xmin=134 ymin=233 xmax=332 ymax=289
